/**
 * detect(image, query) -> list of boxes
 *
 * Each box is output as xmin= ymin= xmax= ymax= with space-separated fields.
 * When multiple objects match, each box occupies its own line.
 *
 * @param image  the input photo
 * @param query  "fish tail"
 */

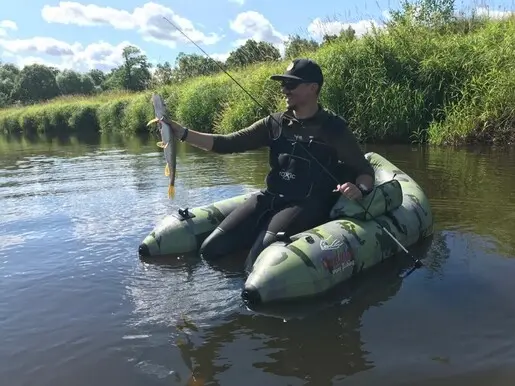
xmin=168 ymin=184 xmax=176 ymax=198
xmin=156 ymin=141 xmax=169 ymax=149
xmin=186 ymin=374 xmax=204 ymax=386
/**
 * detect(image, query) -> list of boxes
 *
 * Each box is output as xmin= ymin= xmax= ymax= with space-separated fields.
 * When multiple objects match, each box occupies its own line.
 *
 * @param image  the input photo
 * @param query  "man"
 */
xmin=160 ymin=58 xmax=375 ymax=263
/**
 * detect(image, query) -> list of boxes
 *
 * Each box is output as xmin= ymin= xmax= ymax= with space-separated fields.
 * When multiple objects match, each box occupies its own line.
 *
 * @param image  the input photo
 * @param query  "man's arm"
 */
xmin=333 ymin=119 xmax=375 ymax=191
xmin=210 ymin=117 xmax=270 ymax=154
xmin=166 ymin=117 xmax=270 ymax=154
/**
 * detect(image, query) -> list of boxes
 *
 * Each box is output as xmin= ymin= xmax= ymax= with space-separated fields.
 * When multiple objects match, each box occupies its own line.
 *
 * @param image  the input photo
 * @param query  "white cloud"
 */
xmin=0 ymin=20 xmax=17 ymax=38
xmin=303 ymin=6 xmax=514 ymax=42
xmin=211 ymin=52 xmax=231 ymax=62
xmin=230 ymin=11 xmax=286 ymax=45
xmin=307 ymin=17 xmax=382 ymax=40
xmin=0 ymin=18 xmax=133 ymax=72
xmin=41 ymin=1 xmax=222 ymax=48
xmin=0 ymin=20 xmax=17 ymax=30
xmin=9 ymin=55 xmax=58 ymax=69
xmin=474 ymin=6 xmax=515 ymax=19
xmin=229 ymin=11 xmax=287 ymax=55
xmin=0 ymin=37 xmax=80 ymax=56
xmin=66 ymin=40 xmax=140 ymax=72
xmin=0 ymin=35 xmax=141 ymax=73
xmin=229 ymin=0 xmax=245 ymax=5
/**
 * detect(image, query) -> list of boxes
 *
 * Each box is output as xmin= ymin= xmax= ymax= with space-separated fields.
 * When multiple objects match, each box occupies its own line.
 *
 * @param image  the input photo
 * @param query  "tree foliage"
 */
xmin=0 ymin=0 xmax=460 ymax=107
xmin=389 ymin=0 xmax=456 ymax=27
xmin=284 ymin=34 xmax=320 ymax=59
xmin=172 ymin=53 xmax=223 ymax=82
xmin=225 ymin=39 xmax=281 ymax=68
xmin=11 ymin=64 xmax=60 ymax=103
xmin=56 ymin=70 xmax=95 ymax=95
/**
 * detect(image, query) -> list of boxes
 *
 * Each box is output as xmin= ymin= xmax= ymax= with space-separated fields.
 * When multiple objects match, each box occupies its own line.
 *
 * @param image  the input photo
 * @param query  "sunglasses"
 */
xmin=281 ymin=80 xmax=304 ymax=90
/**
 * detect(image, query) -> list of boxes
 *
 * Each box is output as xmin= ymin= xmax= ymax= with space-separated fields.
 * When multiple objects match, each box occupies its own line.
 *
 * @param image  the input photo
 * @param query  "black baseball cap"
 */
xmin=270 ymin=58 xmax=324 ymax=86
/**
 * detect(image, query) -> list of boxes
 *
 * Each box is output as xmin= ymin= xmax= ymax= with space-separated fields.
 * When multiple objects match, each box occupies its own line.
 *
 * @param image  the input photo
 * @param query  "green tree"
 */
xmin=101 ymin=45 xmax=152 ymax=92
xmin=340 ymin=26 xmax=356 ymax=41
xmin=87 ymin=69 xmax=106 ymax=88
xmin=172 ymin=53 xmax=223 ymax=82
xmin=47 ymin=66 xmax=61 ymax=77
xmin=225 ymin=39 xmax=281 ymax=68
xmin=121 ymin=45 xmax=152 ymax=91
xmin=79 ymin=74 xmax=95 ymax=95
xmin=152 ymin=61 xmax=174 ymax=86
xmin=0 ymin=63 xmax=20 ymax=106
xmin=0 ymin=63 xmax=20 ymax=78
xmin=0 ymin=92 xmax=9 ymax=108
xmin=101 ymin=68 xmax=122 ymax=91
xmin=11 ymin=64 xmax=60 ymax=103
xmin=389 ymin=0 xmax=456 ymax=27
xmin=56 ymin=69 xmax=90 ymax=95
xmin=322 ymin=26 xmax=356 ymax=46
xmin=322 ymin=34 xmax=338 ymax=44
xmin=284 ymin=34 xmax=319 ymax=59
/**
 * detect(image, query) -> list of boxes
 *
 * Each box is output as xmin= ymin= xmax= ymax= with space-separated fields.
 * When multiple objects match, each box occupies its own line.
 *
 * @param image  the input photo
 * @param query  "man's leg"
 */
xmin=245 ymin=195 xmax=339 ymax=270
xmin=199 ymin=191 xmax=275 ymax=261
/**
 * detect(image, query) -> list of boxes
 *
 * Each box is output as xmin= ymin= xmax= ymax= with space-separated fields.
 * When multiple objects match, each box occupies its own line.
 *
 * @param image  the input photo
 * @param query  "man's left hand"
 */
xmin=334 ymin=182 xmax=362 ymax=200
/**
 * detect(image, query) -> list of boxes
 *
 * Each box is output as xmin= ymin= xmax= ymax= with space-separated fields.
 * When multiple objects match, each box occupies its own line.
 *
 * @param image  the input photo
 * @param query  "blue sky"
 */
xmin=0 ymin=0 xmax=514 ymax=73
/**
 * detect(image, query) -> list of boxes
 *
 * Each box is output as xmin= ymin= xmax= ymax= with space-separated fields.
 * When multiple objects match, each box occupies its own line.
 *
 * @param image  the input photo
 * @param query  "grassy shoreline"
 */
xmin=1 ymin=11 xmax=515 ymax=145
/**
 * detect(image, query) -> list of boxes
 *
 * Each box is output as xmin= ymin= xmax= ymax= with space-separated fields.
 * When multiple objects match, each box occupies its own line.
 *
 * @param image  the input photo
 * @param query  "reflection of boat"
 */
xmin=138 ymin=152 xmax=433 ymax=305
xmin=165 ymin=235 xmax=440 ymax=386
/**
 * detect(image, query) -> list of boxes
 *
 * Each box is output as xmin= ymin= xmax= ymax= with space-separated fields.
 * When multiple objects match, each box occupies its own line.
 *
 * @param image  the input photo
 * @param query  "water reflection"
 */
xmin=124 ymin=234 xmax=442 ymax=385
xmin=2 ymin=133 xmax=515 ymax=386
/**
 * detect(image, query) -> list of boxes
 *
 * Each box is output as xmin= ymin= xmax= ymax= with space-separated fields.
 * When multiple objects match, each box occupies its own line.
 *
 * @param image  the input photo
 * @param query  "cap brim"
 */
xmin=270 ymin=74 xmax=303 ymax=81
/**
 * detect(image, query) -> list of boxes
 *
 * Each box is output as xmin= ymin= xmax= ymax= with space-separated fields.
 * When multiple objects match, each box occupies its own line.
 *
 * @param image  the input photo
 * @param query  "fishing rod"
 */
xmin=162 ymin=16 xmax=424 ymax=274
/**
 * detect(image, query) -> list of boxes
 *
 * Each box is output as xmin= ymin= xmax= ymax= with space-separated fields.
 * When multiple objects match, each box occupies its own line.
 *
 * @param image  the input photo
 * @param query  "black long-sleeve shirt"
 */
xmin=211 ymin=107 xmax=375 ymax=180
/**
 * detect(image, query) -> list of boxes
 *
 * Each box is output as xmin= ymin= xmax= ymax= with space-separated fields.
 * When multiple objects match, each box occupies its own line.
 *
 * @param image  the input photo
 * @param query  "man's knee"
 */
xmin=199 ymin=227 xmax=229 ymax=261
xmin=247 ymin=230 xmax=277 ymax=259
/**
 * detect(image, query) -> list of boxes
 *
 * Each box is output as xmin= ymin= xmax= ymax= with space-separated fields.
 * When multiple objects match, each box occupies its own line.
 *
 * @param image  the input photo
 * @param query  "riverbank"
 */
xmin=1 ymin=11 xmax=515 ymax=145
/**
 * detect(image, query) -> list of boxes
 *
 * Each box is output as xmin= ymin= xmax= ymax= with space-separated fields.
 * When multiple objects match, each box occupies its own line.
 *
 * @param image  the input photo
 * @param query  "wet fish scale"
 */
xmin=147 ymin=94 xmax=178 ymax=198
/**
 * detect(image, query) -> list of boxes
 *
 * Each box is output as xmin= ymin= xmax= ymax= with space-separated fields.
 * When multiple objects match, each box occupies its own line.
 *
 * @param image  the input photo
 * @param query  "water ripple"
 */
xmin=2 ymin=141 xmax=515 ymax=386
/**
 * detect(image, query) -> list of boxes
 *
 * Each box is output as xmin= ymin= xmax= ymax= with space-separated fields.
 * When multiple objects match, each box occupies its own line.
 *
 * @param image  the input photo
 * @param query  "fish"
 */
xmin=147 ymin=94 xmax=177 ymax=198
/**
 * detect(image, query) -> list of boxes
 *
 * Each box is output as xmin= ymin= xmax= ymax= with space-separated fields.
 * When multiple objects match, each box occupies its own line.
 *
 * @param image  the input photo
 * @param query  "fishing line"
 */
xmin=161 ymin=16 xmax=424 ymax=273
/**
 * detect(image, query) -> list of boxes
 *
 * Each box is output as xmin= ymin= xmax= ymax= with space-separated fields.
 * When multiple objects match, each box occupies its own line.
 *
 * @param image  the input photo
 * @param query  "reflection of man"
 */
xmin=159 ymin=58 xmax=375 ymax=262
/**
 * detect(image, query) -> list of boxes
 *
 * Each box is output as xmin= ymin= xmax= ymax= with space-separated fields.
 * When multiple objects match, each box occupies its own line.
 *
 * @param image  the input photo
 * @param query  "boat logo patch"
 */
xmin=319 ymin=236 xmax=354 ymax=275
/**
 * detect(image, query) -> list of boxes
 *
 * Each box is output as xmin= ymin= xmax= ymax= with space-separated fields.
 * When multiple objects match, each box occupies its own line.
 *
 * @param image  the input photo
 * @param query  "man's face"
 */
xmin=280 ymin=80 xmax=318 ymax=109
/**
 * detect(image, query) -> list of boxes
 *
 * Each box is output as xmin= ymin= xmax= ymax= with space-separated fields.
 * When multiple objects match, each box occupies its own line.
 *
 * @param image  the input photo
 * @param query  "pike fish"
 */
xmin=147 ymin=94 xmax=177 ymax=198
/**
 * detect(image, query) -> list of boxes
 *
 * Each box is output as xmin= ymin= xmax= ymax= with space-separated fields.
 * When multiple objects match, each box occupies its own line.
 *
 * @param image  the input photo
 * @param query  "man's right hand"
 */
xmin=161 ymin=117 xmax=186 ymax=139
xmin=158 ymin=118 xmax=215 ymax=151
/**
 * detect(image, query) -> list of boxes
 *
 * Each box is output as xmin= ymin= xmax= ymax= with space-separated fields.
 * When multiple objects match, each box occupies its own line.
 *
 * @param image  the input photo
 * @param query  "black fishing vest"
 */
xmin=264 ymin=111 xmax=341 ymax=201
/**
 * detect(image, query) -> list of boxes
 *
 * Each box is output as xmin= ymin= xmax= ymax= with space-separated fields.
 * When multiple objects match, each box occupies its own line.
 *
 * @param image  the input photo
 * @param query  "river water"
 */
xmin=1 ymin=133 xmax=515 ymax=386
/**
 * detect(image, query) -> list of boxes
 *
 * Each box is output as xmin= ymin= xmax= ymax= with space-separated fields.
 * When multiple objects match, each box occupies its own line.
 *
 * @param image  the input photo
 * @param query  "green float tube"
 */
xmin=138 ymin=152 xmax=433 ymax=305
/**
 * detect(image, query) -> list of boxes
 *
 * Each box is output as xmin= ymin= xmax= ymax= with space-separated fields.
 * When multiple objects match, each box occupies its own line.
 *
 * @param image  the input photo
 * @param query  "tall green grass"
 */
xmin=1 ymin=11 xmax=515 ymax=145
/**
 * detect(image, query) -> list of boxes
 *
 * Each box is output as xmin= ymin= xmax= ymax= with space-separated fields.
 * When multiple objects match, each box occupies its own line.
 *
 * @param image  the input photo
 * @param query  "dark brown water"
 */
xmin=2 ymin=134 xmax=515 ymax=386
